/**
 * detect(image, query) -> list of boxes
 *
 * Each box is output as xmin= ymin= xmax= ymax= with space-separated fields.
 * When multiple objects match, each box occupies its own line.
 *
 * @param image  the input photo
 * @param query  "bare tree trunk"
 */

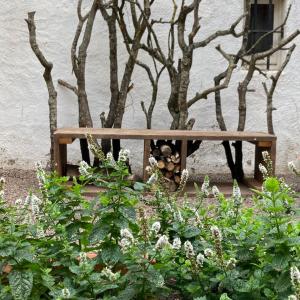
xmin=26 ymin=12 xmax=57 ymax=170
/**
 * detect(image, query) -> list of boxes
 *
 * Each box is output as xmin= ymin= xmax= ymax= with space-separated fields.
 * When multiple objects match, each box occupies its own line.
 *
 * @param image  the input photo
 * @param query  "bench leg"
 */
xmin=254 ymin=140 xmax=276 ymax=182
xmin=143 ymin=139 xmax=151 ymax=181
xmin=181 ymin=140 xmax=188 ymax=171
xmin=54 ymin=138 xmax=67 ymax=177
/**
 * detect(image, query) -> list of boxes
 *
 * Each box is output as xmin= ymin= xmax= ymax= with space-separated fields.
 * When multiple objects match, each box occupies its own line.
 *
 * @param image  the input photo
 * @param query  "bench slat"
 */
xmin=54 ymin=128 xmax=276 ymax=141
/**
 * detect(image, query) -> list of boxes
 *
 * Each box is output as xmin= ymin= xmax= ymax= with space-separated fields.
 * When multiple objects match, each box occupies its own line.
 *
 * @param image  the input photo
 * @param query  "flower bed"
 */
xmin=0 ymin=143 xmax=299 ymax=300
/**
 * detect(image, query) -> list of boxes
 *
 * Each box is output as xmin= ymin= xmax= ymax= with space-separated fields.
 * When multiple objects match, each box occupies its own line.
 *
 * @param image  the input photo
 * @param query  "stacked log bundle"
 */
xmin=150 ymin=140 xmax=182 ymax=192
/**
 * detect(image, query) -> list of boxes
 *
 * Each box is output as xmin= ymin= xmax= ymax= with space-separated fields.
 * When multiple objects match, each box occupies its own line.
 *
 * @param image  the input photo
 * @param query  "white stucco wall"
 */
xmin=1 ymin=0 xmax=300 ymax=178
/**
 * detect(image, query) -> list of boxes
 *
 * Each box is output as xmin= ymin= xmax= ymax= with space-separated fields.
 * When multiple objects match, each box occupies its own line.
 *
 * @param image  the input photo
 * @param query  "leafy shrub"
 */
xmin=0 ymin=145 xmax=299 ymax=300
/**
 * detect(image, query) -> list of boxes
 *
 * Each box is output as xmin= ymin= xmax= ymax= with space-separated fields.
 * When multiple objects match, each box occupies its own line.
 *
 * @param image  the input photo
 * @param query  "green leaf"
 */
xmin=274 ymin=271 xmax=291 ymax=292
xmin=264 ymin=178 xmax=279 ymax=193
xmin=89 ymin=223 xmax=110 ymax=243
xmin=101 ymin=245 xmax=121 ymax=265
xmin=8 ymin=270 xmax=33 ymax=300
xmin=183 ymin=226 xmax=201 ymax=239
xmin=95 ymin=284 xmax=118 ymax=294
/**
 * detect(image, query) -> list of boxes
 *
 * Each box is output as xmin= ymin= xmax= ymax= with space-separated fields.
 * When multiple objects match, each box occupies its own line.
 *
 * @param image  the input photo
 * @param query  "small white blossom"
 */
xmin=36 ymin=226 xmax=45 ymax=239
xmin=184 ymin=241 xmax=195 ymax=258
xmin=61 ymin=288 xmax=71 ymax=298
xmin=79 ymin=252 xmax=88 ymax=264
xmin=24 ymin=194 xmax=42 ymax=217
xmin=259 ymin=163 xmax=268 ymax=177
xmin=226 ymin=258 xmax=237 ymax=269
xmin=149 ymin=156 xmax=158 ymax=168
xmin=119 ymin=238 xmax=132 ymax=251
xmin=151 ymin=221 xmax=161 ymax=234
xmin=232 ymin=180 xmax=242 ymax=206
xmin=212 ymin=185 xmax=220 ymax=197
xmin=201 ymin=176 xmax=210 ymax=196
xmin=145 ymin=166 xmax=152 ymax=174
xmin=15 ymin=198 xmax=23 ymax=206
xmin=179 ymin=169 xmax=189 ymax=187
xmin=36 ymin=162 xmax=46 ymax=187
xmin=204 ymin=248 xmax=214 ymax=258
xmin=101 ymin=267 xmax=120 ymax=281
xmin=79 ymin=161 xmax=92 ymax=178
xmin=196 ymin=253 xmax=205 ymax=266
xmin=288 ymin=295 xmax=298 ymax=300
xmin=288 ymin=161 xmax=298 ymax=175
xmin=120 ymin=228 xmax=134 ymax=241
xmin=262 ymin=151 xmax=269 ymax=161
xmin=147 ymin=173 xmax=157 ymax=185
xmin=155 ymin=235 xmax=170 ymax=250
xmin=172 ymin=237 xmax=182 ymax=250
xmin=291 ymin=266 xmax=300 ymax=288
xmin=173 ymin=210 xmax=184 ymax=223
xmin=118 ymin=149 xmax=130 ymax=162
xmin=211 ymin=225 xmax=222 ymax=241
xmin=106 ymin=152 xmax=116 ymax=166
xmin=155 ymin=274 xmax=165 ymax=287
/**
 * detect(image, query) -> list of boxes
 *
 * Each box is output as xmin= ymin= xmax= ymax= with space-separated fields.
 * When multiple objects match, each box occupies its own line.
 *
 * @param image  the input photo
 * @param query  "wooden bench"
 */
xmin=54 ymin=128 xmax=276 ymax=186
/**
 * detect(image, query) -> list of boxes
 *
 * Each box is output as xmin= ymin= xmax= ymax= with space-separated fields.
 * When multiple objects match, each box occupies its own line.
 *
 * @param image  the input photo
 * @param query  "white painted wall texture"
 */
xmin=1 ymin=0 xmax=300 ymax=178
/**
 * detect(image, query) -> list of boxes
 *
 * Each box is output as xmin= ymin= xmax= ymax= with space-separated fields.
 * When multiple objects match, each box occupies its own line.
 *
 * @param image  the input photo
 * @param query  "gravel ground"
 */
xmin=0 ymin=168 xmax=39 ymax=203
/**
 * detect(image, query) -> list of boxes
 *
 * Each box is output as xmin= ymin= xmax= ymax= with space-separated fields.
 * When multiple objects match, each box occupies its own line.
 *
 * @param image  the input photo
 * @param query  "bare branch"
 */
xmin=262 ymin=44 xmax=296 ymax=134
xmin=193 ymin=13 xmax=247 ymax=49
xmin=58 ymin=79 xmax=78 ymax=95
xmin=25 ymin=11 xmax=57 ymax=169
xmin=187 ymin=45 xmax=236 ymax=107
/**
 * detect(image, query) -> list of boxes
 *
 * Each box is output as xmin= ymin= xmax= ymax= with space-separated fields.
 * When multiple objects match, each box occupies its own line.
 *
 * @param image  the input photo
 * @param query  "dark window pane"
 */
xmin=247 ymin=4 xmax=274 ymax=53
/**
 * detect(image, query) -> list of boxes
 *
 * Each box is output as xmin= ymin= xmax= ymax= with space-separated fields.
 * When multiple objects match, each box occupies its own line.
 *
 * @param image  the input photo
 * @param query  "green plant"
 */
xmin=0 ymin=148 xmax=299 ymax=300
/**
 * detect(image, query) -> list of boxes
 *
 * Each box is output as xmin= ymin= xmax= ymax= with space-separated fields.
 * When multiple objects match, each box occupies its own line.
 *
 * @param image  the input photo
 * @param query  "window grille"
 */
xmin=246 ymin=0 xmax=284 ymax=70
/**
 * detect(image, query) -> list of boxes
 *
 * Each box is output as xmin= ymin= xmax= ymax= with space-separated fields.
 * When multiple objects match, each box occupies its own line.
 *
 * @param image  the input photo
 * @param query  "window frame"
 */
xmin=244 ymin=0 xmax=285 ymax=70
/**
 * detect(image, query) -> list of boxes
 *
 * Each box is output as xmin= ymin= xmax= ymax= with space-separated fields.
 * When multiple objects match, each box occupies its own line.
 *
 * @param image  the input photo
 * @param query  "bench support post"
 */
xmin=254 ymin=140 xmax=276 ymax=182
xmin=181 ymin=140 xmax=188 ymax=171
xmin=143 ymin=139 xmax=151 ymax=181
xmin=54 ymin=137 xmax=68 ymax=177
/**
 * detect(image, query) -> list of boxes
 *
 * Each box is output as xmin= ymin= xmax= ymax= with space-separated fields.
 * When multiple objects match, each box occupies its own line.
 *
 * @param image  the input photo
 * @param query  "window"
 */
xmin=245 ymin=0 xmax=285 ymax=70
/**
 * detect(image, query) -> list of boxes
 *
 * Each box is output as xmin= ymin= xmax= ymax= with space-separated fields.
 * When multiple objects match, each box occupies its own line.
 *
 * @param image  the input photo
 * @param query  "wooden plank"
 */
xmin=143 ymin=139 xmax=151 ymax=181
xmin=54 ymin=128 xmax=276 ymax=142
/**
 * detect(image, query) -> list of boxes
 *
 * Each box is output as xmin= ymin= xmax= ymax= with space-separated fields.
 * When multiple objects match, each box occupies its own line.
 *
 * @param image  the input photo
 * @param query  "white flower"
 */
xmin=201 ymin=176 xmax=210 ymax=196
xmin=211 ymin=225 xmax=222 ymax=241
xmin=147 ymin=173 xmax=157 ymax=185
xmin=149 ymin=156 xmax=158 ymax=167
xmin=118 ymin=149 xmax=130 ymax=162
xmin=155 ymin=235 xmax=170 ymax=250
xmin=262 ymin=151 xmax=270 ymax=161
xmin=79 ymin=161 xmax=92 ymax=178
xmin=226 ymin=258 xmax=237 ymax=269
xmin=145 ymin=166 xmax=152 ymax=174
xmin=79 ymin=252 xmax=88 ymax=264
xmin=172 ymin=237 xmax=182 ymax=250
xmin=24 ymin=194 xmax=42 ymax=216
xmin=101 ymin=267 xmax=120 ymax=281
xmin=119 ymin=238 xmax=132 ymax=251
xmin=259 ymin=163 xmax=268 ymax=177
xmin=0 ymin=177 xmax=5 ymax=198
xmin=288 ymin=161 xmax=298 ymax=175
xmin=232 ymin=180 xmax=242 ymax=206
xmin=184 ymin=241 xmax=194 ymax=258
xmin=61 ymin=288 xmax=71 ymax=298
xmin=204 ymin=248 xmax=214 ymax=258
xmin=173 ymin=210 xmax=184 ymax=223
xmin=196 ymin=253 xmax=205 ymax=266
xmin=36 ymin=162 xmax=46 ymax=187
xmin=15 ymin=198 xmax=23 ymax=206
xmin=120 ymin=228 xmax=134 ymax=241
xmin=155 ymin=274 xmax=165 ymax=287
xmin=106 ymin=152 xmax=116 ymax=166
xmin=36 ymin=226 xmax=45 ymax=238
xmin=288 ymin=295 xmax=298 ymax=300
xmin=291 ymin=266 xmax=300 ymax=288
xmin=151 ymin=221 xmax=161 ymax=234
xmin=179 ymin=169 xmax=189 ymax=186
xmin=212 ymin=185 xmax=220 ymax=197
